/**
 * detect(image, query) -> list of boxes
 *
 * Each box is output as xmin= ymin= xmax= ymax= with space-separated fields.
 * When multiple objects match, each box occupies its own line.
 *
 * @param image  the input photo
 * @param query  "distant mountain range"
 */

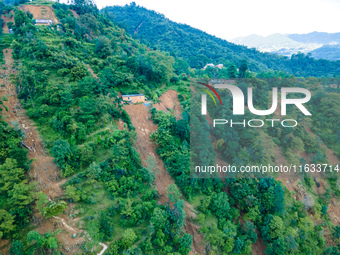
xmin=231 ymin=32 xmax=340 ymax=60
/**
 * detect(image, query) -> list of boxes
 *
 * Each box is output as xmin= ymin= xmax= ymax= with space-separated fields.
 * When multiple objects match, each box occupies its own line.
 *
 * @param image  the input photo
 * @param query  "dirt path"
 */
xmin=87 ymin=64 xmax=98 ymax=78
xmin=53 ymin=216 xmax=108 ymax=255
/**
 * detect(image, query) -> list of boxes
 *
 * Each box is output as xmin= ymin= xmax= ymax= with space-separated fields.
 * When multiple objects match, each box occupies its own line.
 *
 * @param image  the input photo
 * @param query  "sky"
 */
xmin=92 ymin=0 xmax=340 ymax=40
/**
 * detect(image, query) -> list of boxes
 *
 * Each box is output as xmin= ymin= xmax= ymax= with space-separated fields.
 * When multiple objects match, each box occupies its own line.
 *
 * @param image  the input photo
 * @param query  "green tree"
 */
xmin=9 ymin=240 xmax=24 ymax=255
xmin=239 ymin=60 xmax=248 ymax=78
xmin=0 ymin=158 xmax=25 ymax=193
xmin=65 ymin=186 xmax=80 ymax=202
xmin=36 ymin=191 xmax=48 ymax=215
xmin=211 ymin=192 xmax=230 ymax=219
xmin=0 ymin=210 xmax=15 ymax=239
xmin=243 ymin=221 xmax=257 ymax=243
xmin=43 ymin=201 xmax=68 ymax=218
xmin=167 ymin=184 xmax=182 ymax=203
xmin=151 ymin=208 xmax=168 ymax=229
xmin=95 ymin=36 xmax=112 ymax=58
xmin=178 ymin=233 xmax=192 ymax=254
xmin=227 ymin=63 xmax=238 ymax=78
xmin=51 ymin=139 xmax=72 ymax=170
xmin=122 ymin=229 xmax=137 ymax=248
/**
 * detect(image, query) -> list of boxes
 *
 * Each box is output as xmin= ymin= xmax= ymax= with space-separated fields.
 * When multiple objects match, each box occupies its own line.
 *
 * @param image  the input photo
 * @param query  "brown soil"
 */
xmin=252 ymin=229 xmax=266 ymax=255
xmin=87 ymin=64 xmax=98 ymax=78
xmin=0 ymin=49 xmax=83 ymax=253
xmin=116 ymin=118 xmax=125 ymax=131
xmin=0 ymin=239 xmax=9 ymax=254
xmin=0 ymin=49 xmax=62 ymax=197
xmin=124 ymin=99 xmax=204 ymax=254
xmin=186 ymin=221 xmax=205 ymax=255
xmin=1 ymin=11 xmax=14 ymax=34
xmin=70 ymin=10 xmax=80 ymax=18
xmin=123 ymin=103 xmax=174 ymax=200
xmin=154 ymin=89 xmax=182 ymax=120
xmin=20 ymin=5 xmax=59 ymax=24
xmin=328 ymin=198 xmax=340 ymax=226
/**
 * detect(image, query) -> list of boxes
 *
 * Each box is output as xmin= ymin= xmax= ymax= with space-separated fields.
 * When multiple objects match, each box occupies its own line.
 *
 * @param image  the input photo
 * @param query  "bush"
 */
xmin=57 ymin=68 xmax=70 ymax=76
xmin=170 ymin=76 xmax=179 ymax=83
xmin=70 ymin=66 xmax=88 ymax=81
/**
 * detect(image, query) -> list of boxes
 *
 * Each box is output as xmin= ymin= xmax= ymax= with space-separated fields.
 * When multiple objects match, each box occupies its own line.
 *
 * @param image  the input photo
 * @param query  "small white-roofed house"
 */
xmin=35 ymin=19 xmax=53 ymax=26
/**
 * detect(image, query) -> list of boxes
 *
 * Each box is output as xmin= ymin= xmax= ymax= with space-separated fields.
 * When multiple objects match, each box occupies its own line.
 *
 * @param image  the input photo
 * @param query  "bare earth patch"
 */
xmin=154 ymin=89 xmax=182 ymax=120
xmin=0 ymin=49 xmax=85 ymax=254
xmin=123 ymin=103 xmax=174 ymax=201
xmin=124 ymin=97 xmax=204 ymax=254
xmin=1 ymin=11 xmax=14 ymax=34
xmin=20 ymin=5 xmax=59 ymax=24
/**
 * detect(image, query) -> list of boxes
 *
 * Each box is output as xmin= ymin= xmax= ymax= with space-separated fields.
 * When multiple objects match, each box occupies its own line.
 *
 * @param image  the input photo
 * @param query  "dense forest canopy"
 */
xmin=104 ymin=3 xmax=340 ymax=77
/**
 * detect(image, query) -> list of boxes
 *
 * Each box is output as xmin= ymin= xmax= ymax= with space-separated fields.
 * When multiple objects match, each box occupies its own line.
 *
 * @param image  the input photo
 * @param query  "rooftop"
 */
xmin=35 ymin=19 xmax=53 ymax=23
xmin=122 ymin=94 xmax=145 ymax=97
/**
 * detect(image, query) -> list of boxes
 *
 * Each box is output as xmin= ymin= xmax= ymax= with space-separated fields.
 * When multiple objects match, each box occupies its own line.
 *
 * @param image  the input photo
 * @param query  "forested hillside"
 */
xmin=0 ymin=0 xmax=340 ymax=254
xmin=104 ymin=3 xmax=340 ymax=77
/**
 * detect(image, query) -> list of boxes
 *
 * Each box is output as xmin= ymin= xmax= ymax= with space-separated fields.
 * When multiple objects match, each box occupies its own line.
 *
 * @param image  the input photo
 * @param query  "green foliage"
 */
xmin=1 ymin=1 xmax=338 ymax=253
xmin=9 ymin=240 xmax=24 ymax=255
xmin=0 ymin=209 xmax=15 ymax=239
xmin=26 ymin=230 xmax=60 ymax=253
xmin=0 ymin=121 xmax=33 ymax=239
xmin=151 ymin=108 xmax=224 ymax=198
xmin=70 ymin=0 xmax=98 ymax=16
xmin=64 ymin=185 xmax=80 ymax=202
xmin=51 ymin=139 xmax=72 ymax=170
xmin=105 ymin=4 xmax=340 ymax=77
xmin=122 ymin=229 xmax=137 ymax=248
xmin=210 ymin=192 xmax=230 ymax=219
xmin=36 ymin=192 xmax=67 ymax=218
xmin=167 ymin=184 xmax=181 ymax=203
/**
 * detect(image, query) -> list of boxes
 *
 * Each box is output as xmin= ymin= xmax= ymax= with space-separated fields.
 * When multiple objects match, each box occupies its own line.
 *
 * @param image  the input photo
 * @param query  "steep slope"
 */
xmin=0 ymin=3 xmax=197 ymax=254
xmin=20 ymin=5 xmax=60 ymax=24
xmin=1 ymin=1 xmax=340 ymax=254
xmin=104 ymin=3 xmax=340 ymax=77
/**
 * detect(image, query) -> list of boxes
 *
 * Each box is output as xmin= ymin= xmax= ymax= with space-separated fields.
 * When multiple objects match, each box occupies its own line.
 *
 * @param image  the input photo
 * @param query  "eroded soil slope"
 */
xmin=20 ymin=5 xmax=59 ymax=24
xmin=124 ymin=90 xmax=205 ymax=254
xmin=0 ymin=49 xmax=86 ymax=254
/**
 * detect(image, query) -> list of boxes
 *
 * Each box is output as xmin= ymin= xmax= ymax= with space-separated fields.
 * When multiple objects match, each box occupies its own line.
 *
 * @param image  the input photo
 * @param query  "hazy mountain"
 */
xmin=231 ymin=34 xmax=321 ymax=57
xmin=310 ymin=44 xmax=340 ymax=61
xmin=231 ymin=32 xmax=340 ymax=60
xmin=288 ymin=32 xmax=340 ymax=44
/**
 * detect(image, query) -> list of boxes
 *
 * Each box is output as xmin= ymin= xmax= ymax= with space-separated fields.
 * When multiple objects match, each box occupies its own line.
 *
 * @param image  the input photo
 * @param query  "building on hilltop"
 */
xmin=122 ymin=94 xmax=146 ymax=104
xmin=35 ymin=19 xmax=53 ymax=25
